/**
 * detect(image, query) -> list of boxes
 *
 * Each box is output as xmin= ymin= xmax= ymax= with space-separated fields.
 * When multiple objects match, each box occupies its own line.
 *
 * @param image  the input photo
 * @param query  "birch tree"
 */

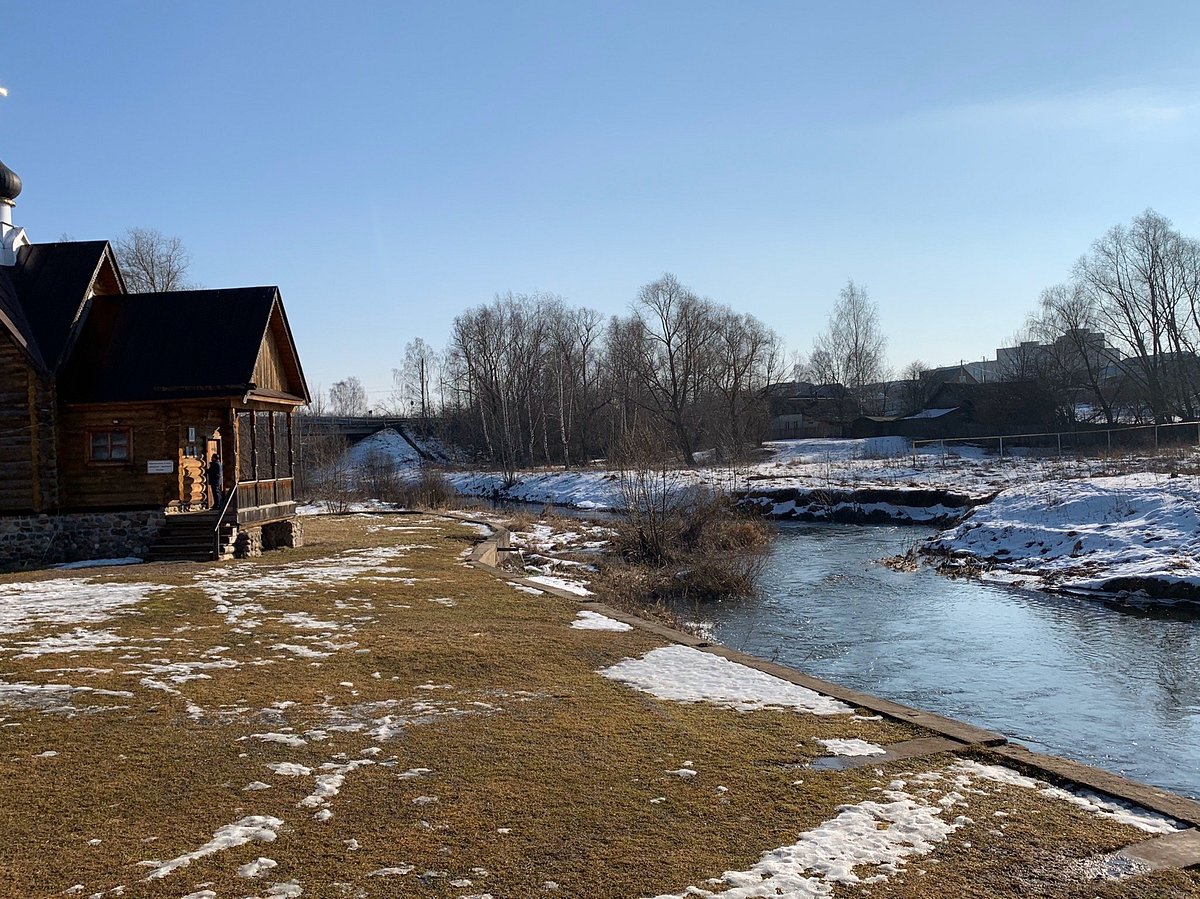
xmin=812 ymin=279 xmax=888 ymax=416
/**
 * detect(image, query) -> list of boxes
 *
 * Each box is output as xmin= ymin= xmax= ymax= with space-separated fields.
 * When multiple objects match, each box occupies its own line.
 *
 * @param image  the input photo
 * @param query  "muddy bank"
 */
xmin=737 ymin=485 xmax=986 ymax=526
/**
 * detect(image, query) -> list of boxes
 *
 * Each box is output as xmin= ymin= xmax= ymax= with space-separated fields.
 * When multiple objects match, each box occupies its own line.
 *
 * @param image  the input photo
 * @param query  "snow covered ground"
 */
xmin=342 ymin=427 xmax=423 ymax=469
xmin=926 ymin=473 xmax=1200 ymax=600
xmin=330 ymin=434 xmax=1011 ymax=510
xmin=318 ymin=433 xmax=1200 ymax=602
xmin=442 ymin=437 xmax=1129 ymax=509
xmin=329 ymin=431 xmax=1187 ymax=513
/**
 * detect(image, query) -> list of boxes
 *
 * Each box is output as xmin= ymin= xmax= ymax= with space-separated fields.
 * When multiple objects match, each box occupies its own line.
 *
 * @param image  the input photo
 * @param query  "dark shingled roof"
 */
xmin=58 ymin=287 xmax=282 ymax=403
xmin=9 ymin=241 xmax=111 ymax=370
xmin=0 ymin=265 xmax=47 ymax=369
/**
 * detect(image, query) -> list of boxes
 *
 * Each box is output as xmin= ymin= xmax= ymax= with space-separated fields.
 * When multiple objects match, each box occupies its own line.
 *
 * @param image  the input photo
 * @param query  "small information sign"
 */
xmin=146 ymin=460 xmax=174 ymax=474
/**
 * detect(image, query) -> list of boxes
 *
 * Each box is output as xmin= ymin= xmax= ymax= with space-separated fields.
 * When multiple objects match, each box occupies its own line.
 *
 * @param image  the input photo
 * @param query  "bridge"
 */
xmin=297 ymin=415 xmax=452 ymax=462
xmin=299 ymin=414 xmax=416 ymax=442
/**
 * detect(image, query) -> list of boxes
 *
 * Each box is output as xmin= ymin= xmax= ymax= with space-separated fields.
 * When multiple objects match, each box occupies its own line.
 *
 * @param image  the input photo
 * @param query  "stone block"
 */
xmin=235 ymin=526 xmax=263 ymax=558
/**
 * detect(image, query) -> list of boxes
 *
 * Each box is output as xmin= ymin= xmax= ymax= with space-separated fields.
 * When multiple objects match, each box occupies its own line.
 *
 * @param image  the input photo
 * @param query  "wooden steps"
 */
xmin=146 ymin=512 xmax=236 ymax=562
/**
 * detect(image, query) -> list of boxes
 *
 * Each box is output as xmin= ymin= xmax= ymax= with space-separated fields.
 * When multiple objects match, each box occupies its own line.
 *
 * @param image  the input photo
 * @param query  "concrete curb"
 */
xmin=444 ymin=510 xmax=1200 ymax=843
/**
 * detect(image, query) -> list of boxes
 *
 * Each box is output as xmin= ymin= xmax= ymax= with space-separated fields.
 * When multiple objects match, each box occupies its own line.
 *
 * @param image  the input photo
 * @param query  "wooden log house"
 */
xmin=0 ymin=157 xmax=310 ymax=566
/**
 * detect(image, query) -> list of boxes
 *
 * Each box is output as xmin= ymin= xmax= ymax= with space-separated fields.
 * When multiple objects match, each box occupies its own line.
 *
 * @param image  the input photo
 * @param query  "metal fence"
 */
xmin=911 ymin=420 xmax=1200 ymax=461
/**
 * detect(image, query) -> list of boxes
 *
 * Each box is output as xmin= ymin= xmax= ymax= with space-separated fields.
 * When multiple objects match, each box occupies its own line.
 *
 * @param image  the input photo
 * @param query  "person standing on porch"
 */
xmin=208 ymin=451 xmax=224 ymax=511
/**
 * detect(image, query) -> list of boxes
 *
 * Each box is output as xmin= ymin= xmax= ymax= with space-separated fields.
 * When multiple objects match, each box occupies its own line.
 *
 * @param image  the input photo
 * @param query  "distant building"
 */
xmin=919 ymin=363 xmax=979 ymax=387
xmin=0 ymin=156 xmax=310 ymax=568
xmin=996 ymin=341 xmax=1049 ymax=380
xmin=765 ymin=381 xmax=846 ymax=439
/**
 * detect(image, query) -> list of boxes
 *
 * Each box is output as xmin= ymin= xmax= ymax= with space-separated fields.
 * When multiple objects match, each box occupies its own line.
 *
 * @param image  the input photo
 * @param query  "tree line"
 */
xmin=1014 ymin=209 xmax=1200 ymax=425
xmin=120 ymin=204 xmax=1200 ymax=457
xmin=312 ymin=275 xmax=894 ymax=468
xmin=442 ymin=274 xmax=784 ymax=473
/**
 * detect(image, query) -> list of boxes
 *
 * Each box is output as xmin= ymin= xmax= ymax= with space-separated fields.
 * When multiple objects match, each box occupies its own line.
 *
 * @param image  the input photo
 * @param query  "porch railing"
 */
xmin=213 ymin=488 xmax=237 ymax=559
xmin=236 ymin=477 xmax=295 ymax=509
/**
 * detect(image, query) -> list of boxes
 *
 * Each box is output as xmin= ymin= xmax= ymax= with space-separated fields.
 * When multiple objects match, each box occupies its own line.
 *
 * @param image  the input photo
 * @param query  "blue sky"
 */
xmin=4 ymin=2 xmax=1200 ymax=402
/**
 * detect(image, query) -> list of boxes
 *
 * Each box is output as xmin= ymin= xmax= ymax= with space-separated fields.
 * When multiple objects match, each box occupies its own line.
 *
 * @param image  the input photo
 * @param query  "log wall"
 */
xmin=56 ymin=402 xmax=229 ymax=510
xmin=0 ymin=332 xmax=58 ymax=513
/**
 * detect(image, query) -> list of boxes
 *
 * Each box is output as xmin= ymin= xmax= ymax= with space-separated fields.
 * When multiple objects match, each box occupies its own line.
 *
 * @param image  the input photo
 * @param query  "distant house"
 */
xmin=923 ymin=381 xmax=1058 ymax=436
xmin=766 ymin=382 xmax=846 ymax=439
xmin=851 ymin=379 xmax=1060 ymax=442
xmin=849 ymin=407 xmax=968 ymax=440
xmin=0 ymin=157 xmax=309 ymax=567
xmin=919 ymin=363 xmax=980 ymax=387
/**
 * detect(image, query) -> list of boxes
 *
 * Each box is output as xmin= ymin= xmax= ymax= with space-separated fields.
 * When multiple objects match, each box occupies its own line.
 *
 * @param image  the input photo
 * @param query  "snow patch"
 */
xmin=571 ymin=611 xmax=632 ymax=632
xmin=526 ymin=575 xmax=592 ymax=596
xmin=13 ymin=628 xmax=124 ymax=658
xmin=142 ymin=815 xmax=282 ymax=879
xmin=52 ymin=557 xmax=142 ymax=570
xmin=954 ymin=760 xmax=1181 ymax=834
xmin=238 ymin=856 xmax=278 ymax=878
xmin=0 ymin=580 xmax=160 ymax=636
xmin=817 ymin=738 xmax=887 ymax=757
xmin=602 ymin=645 xmax=851 ymax=716
xmin=251 ymin=732 xmax=308 ymax=748
xmin=650 ymin=787 xmax=964 ymax=897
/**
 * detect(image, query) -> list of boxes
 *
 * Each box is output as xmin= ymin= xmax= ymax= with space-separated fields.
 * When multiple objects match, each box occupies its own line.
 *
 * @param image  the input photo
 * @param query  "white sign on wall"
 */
xmin=146 ymin=460 xmax=175 ymax=474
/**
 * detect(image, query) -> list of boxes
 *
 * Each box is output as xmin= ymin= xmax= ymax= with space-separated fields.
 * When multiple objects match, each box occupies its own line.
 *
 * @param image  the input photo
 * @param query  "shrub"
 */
xmin=397 ymin=468 xmax=459 ymax=510
xmin=605 ymin=440 xmax=772 ymax=604
xmin=354 ymin=449 xmax=402 ymax=503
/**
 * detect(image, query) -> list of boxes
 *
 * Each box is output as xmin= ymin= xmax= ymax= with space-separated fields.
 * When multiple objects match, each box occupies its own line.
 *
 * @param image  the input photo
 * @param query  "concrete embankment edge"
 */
xmin=445 ymin=509 xmax=1200 ymax=866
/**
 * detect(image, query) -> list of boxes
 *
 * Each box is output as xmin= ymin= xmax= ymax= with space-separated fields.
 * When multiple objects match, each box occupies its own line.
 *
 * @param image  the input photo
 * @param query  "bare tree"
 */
xmin=603 ymin=314 xmax=647 ymax=449
xmin=328 ymin=377 xmax=368 ymax=417
xmin=1032 ymin=283 xmax=1120 ymax=424
xmin=1075 ymin=209 xmax=1200 ymax=421
xmin=710 ymin=309 xmax=782 ymax=457
xmin=392 ymin=338 xmax=440 ymax=424
xmin=997 ymin=323 xmax=1050 ymax=382
xmin=443 ymin=275 xmax=784 ymax=472
xmin=301 ymin=385 xmax=328 ymax=417
xmin=813 ymin=279 xmax=888 ymax=417
xmin=899 ymin=359 xmax=929 ymax=414
xmin=631 ymin=274 xmax=720 ymax=465
xmin=113 ymin=227 xmax=195 ymax=292
xmin=787 ymin=349 xmax=809 ymax=383
xmin=448 ymin=293 xmax=554 ymax=479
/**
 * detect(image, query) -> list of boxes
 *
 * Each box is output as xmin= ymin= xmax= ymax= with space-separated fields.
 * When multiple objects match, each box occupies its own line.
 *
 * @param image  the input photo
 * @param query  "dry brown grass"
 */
xmin=0 ymin=514 xmax=1194 ymax=898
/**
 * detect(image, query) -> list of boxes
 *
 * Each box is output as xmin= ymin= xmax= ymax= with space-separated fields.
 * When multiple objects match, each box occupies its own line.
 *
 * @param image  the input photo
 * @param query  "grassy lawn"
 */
xmin=0 ymin=513 xmax=1196 ymax=898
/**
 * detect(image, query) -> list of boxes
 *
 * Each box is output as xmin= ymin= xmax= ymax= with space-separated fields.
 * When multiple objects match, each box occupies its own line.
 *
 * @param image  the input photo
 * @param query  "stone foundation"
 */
xmin=0 ymin=510 xmax=166 ymax=571
xmin=233 ymin=519 xmax=303 ymax=558
xmin=262 ymin=519 xmax=303 ymax=551
xmin=234 ymin=527 xmax=263 ymax=558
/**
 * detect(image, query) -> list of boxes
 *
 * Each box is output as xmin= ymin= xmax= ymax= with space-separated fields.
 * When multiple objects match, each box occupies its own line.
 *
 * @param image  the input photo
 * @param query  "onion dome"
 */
xmin=0 ymin=158 xmax=22 ymax=203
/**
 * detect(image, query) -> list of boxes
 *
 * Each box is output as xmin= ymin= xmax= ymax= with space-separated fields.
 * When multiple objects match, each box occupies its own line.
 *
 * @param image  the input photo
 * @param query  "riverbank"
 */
xmin=436 ymin=437 xmax=1200 ymax=604
xmin=4 ymin=513 xmax=1200 ymax=896
xmin=479 ymin=512 xmax=1200 ymax=798
xmin=924 ymin=473 xmax=1200 ymax=603
xmin=321 ymin=432 xmax=1200 ymax=604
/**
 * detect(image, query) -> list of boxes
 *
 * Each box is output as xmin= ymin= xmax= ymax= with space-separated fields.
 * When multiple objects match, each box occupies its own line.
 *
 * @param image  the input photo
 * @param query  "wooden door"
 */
xmin=178 ymin=426 xmax=206 ymax=510
xmin=206 ymin=436 xmax=223 ymax=508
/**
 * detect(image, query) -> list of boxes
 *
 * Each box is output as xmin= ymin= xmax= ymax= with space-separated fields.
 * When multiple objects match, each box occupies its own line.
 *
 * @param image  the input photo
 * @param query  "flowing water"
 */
xmin=701 ymin=522 xmax=1200 ymax=800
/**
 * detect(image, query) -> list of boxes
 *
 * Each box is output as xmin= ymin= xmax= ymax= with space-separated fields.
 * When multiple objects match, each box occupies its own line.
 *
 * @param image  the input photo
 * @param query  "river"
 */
xmin=700 ymin=522 xmax=1200 ymax=800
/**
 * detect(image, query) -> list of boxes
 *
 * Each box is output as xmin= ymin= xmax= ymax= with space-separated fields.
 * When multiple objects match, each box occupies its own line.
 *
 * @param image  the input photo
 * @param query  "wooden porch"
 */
xmin=232 ymin=408 xmax=298 ymax=525
xmin=235 ymin=478 xmax=296 ymax=523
